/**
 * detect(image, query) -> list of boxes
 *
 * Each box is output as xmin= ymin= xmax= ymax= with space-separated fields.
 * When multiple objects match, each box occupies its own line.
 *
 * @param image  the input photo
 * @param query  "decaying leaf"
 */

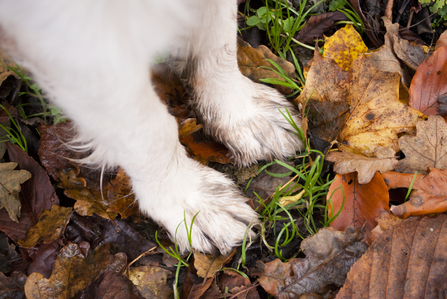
xmin=337 ymin=213 xmax=447 ymax=298
xmin=327 ymin=172 xmax=390 ymax=234
xmin=326 ymin=147 xmax=398 ymax=184
xmin=0 ymin=272 xmax=27 ymax=299
xmin=193 ymin=248 xmax=236 ymax=279
xmin=259 ymin=227 xmax=367 ymax=298
xmin=57 ymin=169 xmax=116 ymax=221
xmin=409 ymin=46 xmax=447 ymax=116
xmin=383 ymin=168 xmax=447 ymax=218
xmin=215 ymin=270 xmax=260 ymax=299
xmin=107 ymin=169 xmax=138 ymax=219
xmin=295 ymin=11 xmax=349 ymax=45
xmin=0 ymin=162 xmax=32 ymax=223
xmin=396 ymin=115 xmax=447 ymax=174
xmin=179 ymin=118 xmax=203 ymax=137
xmin=295 ymin=25 xmax=424 ymax=156
xmin=323 ymin=24 xmax=368 ymax=71
xmin=237 ymin=37 xmax=296 ymax=95
xmin=18 ymin=206 xmax=72 ymax=248
xmin=0 ymin=48 xmax=18 ymax=85
xmin=127 ymin=266 xmax=172 ymax=299
xmin=24 ymin=243 xmax=127 ymax=299
xmin=180 ymin=134 xmax=231 ymax=164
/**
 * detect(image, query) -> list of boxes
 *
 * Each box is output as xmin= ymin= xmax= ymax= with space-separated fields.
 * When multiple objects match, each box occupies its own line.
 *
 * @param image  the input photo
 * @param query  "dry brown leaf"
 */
xmin=336 ymin=213 xmax=447 ymax=298
xmin=326 ymin=147 xmax=398 ymax=184
xmin=383 ymin=168 xmax=447 ymax=218
xmin=127 ymin=266 xmax=172 ymax=299
xmin=435 ymin=30 xmax=447 ymax=50
xmin=323 ymin=24 xmax=368 ymax=72
xmin=381 ymin=17 xmax=429 ymax=71
xmin=179 ymin=118 xmax=203 ymax=137
xmin=57 ymin=169 xmax=116 ymax=221
xmin=370 ymin=210 xmax=403 ymax=241
xmin=180 ymin=134 xmax=231 ymax=164
xmin=193 ymin=248 xmax=236 ymax=279
xmin=0 ymin=48 xmax=18 ymax=85
xmin=237 ymin=37 xmax=296 ymax=95
xmin=396 ymin=115 xmax=447 ymax=174
xmin=0 ymin=162 xmax=32 ymax=223
xmin=107 ymin=169 xmax=138 ymax=219
xmin=258 ymin=227 xmax=367 ymax=298
xmin=327 ymin=172 xmax=390 ymax=235
xmin=18 ymin=206 xmax=72 ymax=248
xmin=24 ymin=243 xmax=127 ymax=299
xmin=408 ymin=46 xmax=447 ymax=116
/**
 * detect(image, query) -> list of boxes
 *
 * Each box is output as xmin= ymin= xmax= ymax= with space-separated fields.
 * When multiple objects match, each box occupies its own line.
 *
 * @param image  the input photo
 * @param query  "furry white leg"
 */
xmin=0 ymin=0 xmax=258 ymax=255
xmin=182 ymin=0 xmax=304 ymax=166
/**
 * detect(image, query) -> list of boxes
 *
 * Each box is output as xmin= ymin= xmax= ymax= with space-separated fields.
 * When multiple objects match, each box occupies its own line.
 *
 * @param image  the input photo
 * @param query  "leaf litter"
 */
xmin=2 ymin=6 xmax=447 ymax=298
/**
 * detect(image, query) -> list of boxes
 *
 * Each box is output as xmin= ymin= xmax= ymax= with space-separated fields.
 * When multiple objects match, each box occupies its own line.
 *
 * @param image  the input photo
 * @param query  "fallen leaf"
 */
xmin=337 ymin=213 xmax=447 ymax=298
xmin=326 ymin=147 xmax=398 ymax=184
xmin=72 ymin=271 xmax=144 ymax=299
xmin=258 ymin=227 xmax=367 ymax=298
xmin=237 ymin=37 xmax=296 ymax=95
xmin=0 ymin=272 xmax=27 ymax=299
xmin=18 ymin=206 xmax=72 ymax=248
xmin=327 ymin=172 xmax=390 ymax=234
xmin=435 ymin=30 xmax=447 ymax=50
xmin=323 ymin=24 xmax=368 ymax=71
xmin=193 ymin=248 xmax=236 ymax=279
xmin=24 ymin=243 xmax=127 ymax=299
xmin=409 ymin=46 xmax=447 ymax=116
xmin=370 ymin=210 xmax=403 ymax=241
xmin=57 ymin=169 xmax=116 ymax=221
xmin=295 ymin=11 xmax=349 ymax=45
xmin=180 ymin=134 xmax=231 ymax=164
xmin=127 ymin=266 xmax=172 ymax=299
xmin=0 ymin=232 xmax=20 ymax=274
xmin=26 ymin=241 xmax=59 ymax=279
xmin=381 ymin=17 xmax=429 ymax=71
xmin=0 ymin=162 xmax=31 ymax=222
xmin=348 ymin=0 xmax=382 ymax=47
xmin=383 ymin=168 xmax=447 ymax=218
xmin=217 ymin=270 xmax=260 ymax=299
xmin=181 ymin=264 xmax=215 ymax=299
xmin=179 ymin=118 xmax=203 ymax=137
xmin=396 ymin=115 xmax=447 ymax=174
xmin=107 ymin=169 xmax=138 ymax=219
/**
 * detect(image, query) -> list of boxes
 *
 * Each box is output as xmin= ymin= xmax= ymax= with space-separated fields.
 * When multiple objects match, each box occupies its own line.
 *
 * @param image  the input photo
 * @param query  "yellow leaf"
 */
xmin=323 ymin=24 xmax=368 ymax=71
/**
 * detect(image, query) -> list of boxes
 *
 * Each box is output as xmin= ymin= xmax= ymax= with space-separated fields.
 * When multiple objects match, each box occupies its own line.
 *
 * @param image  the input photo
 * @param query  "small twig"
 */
xmin=124 ymin=246 xmax=157 ymax=273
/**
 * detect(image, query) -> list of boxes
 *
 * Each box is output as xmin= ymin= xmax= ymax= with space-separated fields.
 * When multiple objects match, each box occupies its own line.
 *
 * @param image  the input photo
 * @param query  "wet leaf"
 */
xmin=18 ymin=206 xmax=72 ymax=248
xmin=0 ymin=272 xmax=27 ymax=299
xmin=127 ymin=266 xmax=172 ymax=299
xmin=72 ymin=271 xmax=144 ymax=299
xmin=295 ymin=11 xmax=349 ymax=45
xmin=383 ymin=168 xmax=447 ymax=218
xmin=0 ymin=162 xmax=31 ymax=223
xmin=409 ymin=46 xmax=447 ymax=116
xmin=107 ymin=169 xmax=139 ymax=219
xmin=24 ymin=243 xmax=127 ymax=299
xmin=259 ymin=227 xmax=367 ymax=298
xmin=193 ymin=248 xmax=236 ymax=279
xmin=337 ymin=213 xmax=447 ymax=298
xmin=323 ymin=24 xmax=368 ymax=71
xmin=327 ymin=172 xmax=390 ymax=234
xmin=396 ymin=115 xmax=447 ymax=174
xmin=326 ymin=147 xmax=398 ymax=184
xmin=237 ymin=37 xmax=296 ymax=95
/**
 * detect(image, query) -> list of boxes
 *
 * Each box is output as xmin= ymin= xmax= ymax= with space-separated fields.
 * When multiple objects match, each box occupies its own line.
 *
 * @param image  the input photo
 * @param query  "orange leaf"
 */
xmin=327 ymin=172 xmax=390 ymax=234
xmin=383 ymin=168 xmax=447 ymax=218
xmin=409 ymin=46 xmax=447 ymax=116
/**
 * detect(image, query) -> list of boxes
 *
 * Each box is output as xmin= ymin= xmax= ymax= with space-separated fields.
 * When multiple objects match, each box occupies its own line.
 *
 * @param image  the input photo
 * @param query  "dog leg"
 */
xmin=182 ymin=0 xmax=304 ymax=166
xmin=0 ymin=0 xmax=258 ymax=255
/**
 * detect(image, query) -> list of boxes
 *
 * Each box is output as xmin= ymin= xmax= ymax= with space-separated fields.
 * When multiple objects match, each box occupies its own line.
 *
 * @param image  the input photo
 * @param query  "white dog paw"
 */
xmin=194 ymin=76 xmax=304 ymax=166
xmin=135 ymin=158 xmax=259 ymax=255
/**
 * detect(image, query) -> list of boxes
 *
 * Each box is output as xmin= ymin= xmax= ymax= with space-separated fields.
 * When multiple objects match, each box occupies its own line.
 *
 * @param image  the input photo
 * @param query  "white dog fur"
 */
xmin=0 ymin=0 xmax=303 ymax=255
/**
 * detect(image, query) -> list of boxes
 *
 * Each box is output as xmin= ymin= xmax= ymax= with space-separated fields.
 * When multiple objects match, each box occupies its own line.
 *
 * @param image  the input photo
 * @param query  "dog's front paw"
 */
xmin=135 ymin=158 xmax=258 ymax=255
xmin=196 ymin=76 xmax=304 ymax=166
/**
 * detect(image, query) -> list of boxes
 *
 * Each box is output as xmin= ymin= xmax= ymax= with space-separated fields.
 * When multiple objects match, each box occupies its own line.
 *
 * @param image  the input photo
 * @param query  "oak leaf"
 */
xmin=326 ymin=147 xmax=398 ymax=184
xmin=327 ymin=172 xmax=390 ymax=235
xmin=396 ymin=115 xmax=447 ymax=174
xmin=337 ymin=213 xmax=447 ymax=299
xmin=258 ymin=227 xmax=367 ymax=298
xmin=323 ymin=24 xmax=368 ymax=71
xmin=383 ymin=168 xmax=447 ymax=218
xmin=409 ymin=46 xmax=447 ymax=116
xmin=18 ymin=206 xmax=72 ymax=248
xmin=24 ymin=243 xmax=127 ymax=299
xmin=0 ymin=162 xmax=32 ymax=223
